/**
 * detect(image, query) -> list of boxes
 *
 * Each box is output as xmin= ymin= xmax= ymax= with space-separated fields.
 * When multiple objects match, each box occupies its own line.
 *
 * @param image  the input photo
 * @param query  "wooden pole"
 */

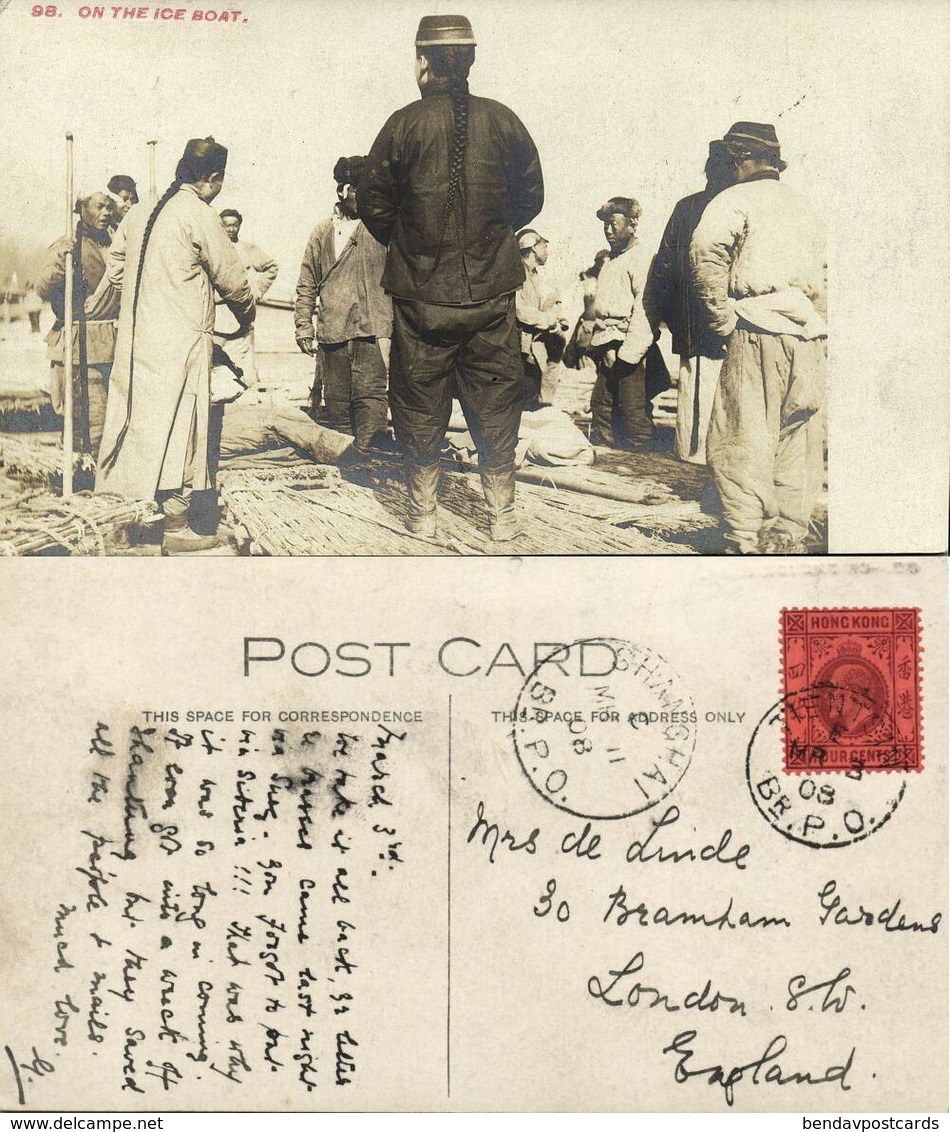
xmin=62 ymin=131 xmax=74 ymax=498
xmin=147 ymin=139 xmax=157 ymax=197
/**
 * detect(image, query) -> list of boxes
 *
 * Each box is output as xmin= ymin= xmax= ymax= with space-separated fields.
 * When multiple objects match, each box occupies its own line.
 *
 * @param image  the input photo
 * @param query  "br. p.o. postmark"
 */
xmin=513 ymin=638 xmax=696 ymax=820
xmin=746 ymin=687 xmax=909 ymax=849
xmin=780 ymin=608 xmax=923 ymax=774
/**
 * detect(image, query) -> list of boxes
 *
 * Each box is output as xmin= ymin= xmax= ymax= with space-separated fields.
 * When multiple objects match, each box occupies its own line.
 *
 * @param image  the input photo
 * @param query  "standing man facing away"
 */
xmin=690 ymin=122 xmax=827 ymax=554
xmin=358 ymin=13 xmax=543 ymax=540
xmin=96 ymin=137 xmax=254 ymax=553
xmin=215 ymin=207 xmax=278 ymax=396
xmin=648 ymin=141 xmax=735 ymax=464
xmin=294 ymin=156 xmax=392 ymax=451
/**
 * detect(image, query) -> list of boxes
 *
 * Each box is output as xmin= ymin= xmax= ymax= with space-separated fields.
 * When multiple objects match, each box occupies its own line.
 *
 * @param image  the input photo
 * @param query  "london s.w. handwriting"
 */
xmin=786 ymin=966 xmax=856 ymax=1013
xmin=588 ymin=952 xmax=746 ymax=1016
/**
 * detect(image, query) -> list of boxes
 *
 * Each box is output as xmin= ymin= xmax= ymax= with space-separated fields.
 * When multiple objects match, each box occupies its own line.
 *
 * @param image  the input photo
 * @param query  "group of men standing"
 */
xmin=34 ymin=11 xmax=827 ymax=555
xmin=498 ymin=120 xmax=827 ymax=557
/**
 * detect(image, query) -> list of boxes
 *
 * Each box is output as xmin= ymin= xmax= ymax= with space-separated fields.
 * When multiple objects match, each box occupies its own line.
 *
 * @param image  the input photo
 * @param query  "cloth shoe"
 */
xmin=161 ymin=505 xmax=227 ymax=554
xmin=162 ymin=526 xmax=229 ymax=554
xmin=480 ymin=468 xmax=521 ymax=541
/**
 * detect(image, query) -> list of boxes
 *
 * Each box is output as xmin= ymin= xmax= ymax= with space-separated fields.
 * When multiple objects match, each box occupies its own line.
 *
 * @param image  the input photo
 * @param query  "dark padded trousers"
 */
xmin=590 ymin=350 xmax=644 ymax=449
xmin=389 ymin=293 xmax=523 ymax=473
xmin=320 ymin=337 xmax=389 ymax=450
xmin=50 ymin=360 xmax=111 ymax=461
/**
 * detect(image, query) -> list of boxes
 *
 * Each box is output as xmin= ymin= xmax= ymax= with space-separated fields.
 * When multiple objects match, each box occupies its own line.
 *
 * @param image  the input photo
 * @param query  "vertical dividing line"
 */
xmin=447 ymin=693 xmax=453 ymax=1099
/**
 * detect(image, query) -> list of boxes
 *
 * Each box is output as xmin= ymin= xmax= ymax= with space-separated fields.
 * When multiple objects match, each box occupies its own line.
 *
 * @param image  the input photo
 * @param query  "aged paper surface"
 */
xmin=0 ymin=0 xmax=947 ymax=553
xmin=0 ymin=0 xmax=947 ymax=1120
xmin=0 ymin=555 xmax=946 ymax=1112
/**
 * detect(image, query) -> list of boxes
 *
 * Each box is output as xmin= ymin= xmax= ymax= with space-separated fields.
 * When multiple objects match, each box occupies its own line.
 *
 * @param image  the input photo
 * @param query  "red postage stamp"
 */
xmin=780 ymin=608 xmax=923 ymax=773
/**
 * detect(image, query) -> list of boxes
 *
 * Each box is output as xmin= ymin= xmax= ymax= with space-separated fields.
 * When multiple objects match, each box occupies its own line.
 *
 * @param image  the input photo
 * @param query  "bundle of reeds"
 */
xmin=0 ymin=491 xmax=159 ymax=556
xmin=515 ymin=462 xmax=677 ymax=504
xmin=612 ymin=500 xmax=717 ymax=536
xmin=0 ymin=433 xmax=95 ymax=483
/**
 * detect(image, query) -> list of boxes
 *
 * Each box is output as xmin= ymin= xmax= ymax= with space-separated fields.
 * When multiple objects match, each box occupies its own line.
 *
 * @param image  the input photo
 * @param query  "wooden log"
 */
xmin=514 ymin=462 xmax=675 ymax=504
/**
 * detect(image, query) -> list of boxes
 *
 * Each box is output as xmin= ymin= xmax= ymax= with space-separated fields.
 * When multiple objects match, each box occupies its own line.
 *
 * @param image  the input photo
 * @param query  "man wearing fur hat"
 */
xmin=690 ymin=122 xmax=827 ymax=554
xmin=587 ymin=196 xmax=655 ymax=449
xmin=359 ymin=14 xmax=543 ymax=541
xmin=294 ymin=156 xmax=392 ymax=451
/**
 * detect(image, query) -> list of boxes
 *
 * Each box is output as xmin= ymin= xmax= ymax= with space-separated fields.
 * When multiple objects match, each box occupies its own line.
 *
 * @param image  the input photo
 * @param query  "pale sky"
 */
xmin=0 ymin=0 xmax=881 ymax=295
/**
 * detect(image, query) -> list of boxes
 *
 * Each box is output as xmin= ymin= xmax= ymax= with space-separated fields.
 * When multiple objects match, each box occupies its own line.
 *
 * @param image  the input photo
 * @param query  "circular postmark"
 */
xmin=746 ymin=686 xmax=907 ymax=849
xmin=513 ymin=637 xmax=696 ymax=820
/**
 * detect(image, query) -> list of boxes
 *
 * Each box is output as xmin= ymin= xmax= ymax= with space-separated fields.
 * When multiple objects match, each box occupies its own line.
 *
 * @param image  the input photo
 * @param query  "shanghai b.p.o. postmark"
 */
xmin=513 ymin=638 xmax=696 ymax=821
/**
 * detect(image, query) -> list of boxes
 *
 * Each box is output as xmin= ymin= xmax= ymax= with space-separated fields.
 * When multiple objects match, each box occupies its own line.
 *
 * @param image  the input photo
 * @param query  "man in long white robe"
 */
xmin=96 ymin=138 xmax=254 ymax=549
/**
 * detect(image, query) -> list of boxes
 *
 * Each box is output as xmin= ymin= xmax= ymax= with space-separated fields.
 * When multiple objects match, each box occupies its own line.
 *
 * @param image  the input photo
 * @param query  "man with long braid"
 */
xmin=359 ymin=14 xmax=543 ymax=541
xmin=96 ymin=137 xmax=254 ymax=553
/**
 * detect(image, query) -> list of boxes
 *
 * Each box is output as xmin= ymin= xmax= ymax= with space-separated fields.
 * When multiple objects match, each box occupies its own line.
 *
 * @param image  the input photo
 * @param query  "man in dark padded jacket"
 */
xmin=359 ymin=13 xmax=543 ymax=541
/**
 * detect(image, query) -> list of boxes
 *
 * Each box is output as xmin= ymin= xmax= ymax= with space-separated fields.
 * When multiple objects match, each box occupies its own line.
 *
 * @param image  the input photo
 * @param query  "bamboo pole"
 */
xmin=62 ymin=131 xmax=74 ymax=498
xmin=147 ymin=139 xmax=157 ymax=197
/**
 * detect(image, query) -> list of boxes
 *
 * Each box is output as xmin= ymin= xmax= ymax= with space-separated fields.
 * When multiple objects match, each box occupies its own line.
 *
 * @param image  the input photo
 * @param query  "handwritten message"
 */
xmin=6 ymin=715 xmax=411 ymax=1104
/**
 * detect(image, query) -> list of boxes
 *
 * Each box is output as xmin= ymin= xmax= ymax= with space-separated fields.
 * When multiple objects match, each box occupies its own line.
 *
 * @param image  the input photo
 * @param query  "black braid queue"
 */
xmin=426 ymin=44 xmax=475 ymax=240
xmin=99 ymin=179 xmax=181 ymax=471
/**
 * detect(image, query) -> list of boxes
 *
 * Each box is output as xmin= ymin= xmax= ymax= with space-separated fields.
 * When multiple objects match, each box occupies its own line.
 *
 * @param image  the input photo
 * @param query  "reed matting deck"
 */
xmin=218 ymin=460 xmax=707 ymax=556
